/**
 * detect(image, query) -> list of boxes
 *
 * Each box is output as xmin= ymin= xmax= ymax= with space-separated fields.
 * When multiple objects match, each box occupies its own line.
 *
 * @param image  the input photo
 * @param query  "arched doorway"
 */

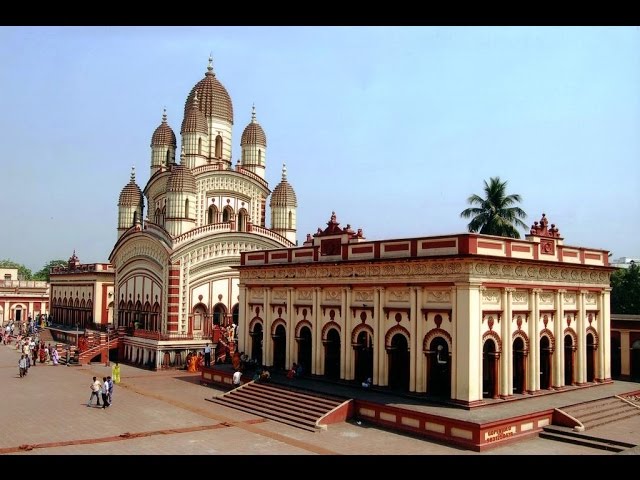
xmin=213 ymin=303 xmax=226 ymax=326
xmin=297 ymin=326 xmax=312 ymax=376
xmin=354 ymin=331 xmax=373 ymax=384
xmin=586 ymin=333 xmax=595 ymax=382
xmin=272 ymin=324 xmax=286 ymax=370
xmin=251 ymin=323 xmax=263 ymax=365
xmin=231 ymin=304 xmax=239 ymax=326
xmin=512 ymin=337 xmax=526 ymax=394
xmin=610 ymin=332 xmax=621 ymax=378
xmin=632 ymin=340 xmax=640 ymax=381
xmin=388 ymin=334 xmax=410 ymax=391
xmin=564 ymin=335 xmax=575 ymax=386
xmin=483 ymin=339 xmax=499 ymax=398
xmin=428 ymin=337 xmax=450 ymax=398
xmin=324 ymin=328 xmax=341 ymax=379
xmin=540 ymin=336 xmax=552 ymax=389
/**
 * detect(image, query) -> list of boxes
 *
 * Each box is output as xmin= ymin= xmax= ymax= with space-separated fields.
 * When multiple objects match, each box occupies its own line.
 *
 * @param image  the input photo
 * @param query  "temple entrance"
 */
xmin=251 ymin=323 xmax=263 ymax=365
xmin=272 ymin=325 xmax=286 ymax=370
xmin=611 ymin=332 xmax=621 ymax=378
xmin=297 ymin=326 xmax=312 ymax=375
xmin=632 ymin=340 xmax=640 ymax=381
xmin=540 ymin=336 xmax=552 ymax=389
xmin=354 ymin=331 xmax=373 ymax=384
xmin=482 ymin=339 xmax=499 ymax=398
xmin=586 ymin=333 xmax=595 ymax=382
xmin=512 ymin=337 xmax=526 ymax=394
xmin=15 ymin=309 xmax=22 ymax=322
xmin=324 ymin=328 xmax=341 ymax=379
xmin=428 ymin=337 xmax=450 ymax=398
xmin=564 ymin=335 xmax=575 ymax=386
xmin=388 ymin=334 xmax=409 ymax=391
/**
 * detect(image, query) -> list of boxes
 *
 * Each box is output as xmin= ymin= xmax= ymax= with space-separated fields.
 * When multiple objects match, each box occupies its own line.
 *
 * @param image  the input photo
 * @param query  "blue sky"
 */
xmin=1 ymin=26 xmax=638 ymax=272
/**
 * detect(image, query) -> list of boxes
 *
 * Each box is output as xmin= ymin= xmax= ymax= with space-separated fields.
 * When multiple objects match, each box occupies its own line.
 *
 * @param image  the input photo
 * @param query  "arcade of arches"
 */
xmin=237 ymin=213 xmax=614 ymax=406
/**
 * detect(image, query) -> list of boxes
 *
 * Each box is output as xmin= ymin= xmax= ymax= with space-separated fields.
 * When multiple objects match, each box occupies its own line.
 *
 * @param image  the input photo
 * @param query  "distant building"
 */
xmin=0 ymin=268 xmax=49 ymax=324
xmin=109 ymin=56 xmax=297 ymax=369
xmin=237 ymin=212 xmax=614 ymax=406
xmin=610 ymin=257 xmax=639 ymax=269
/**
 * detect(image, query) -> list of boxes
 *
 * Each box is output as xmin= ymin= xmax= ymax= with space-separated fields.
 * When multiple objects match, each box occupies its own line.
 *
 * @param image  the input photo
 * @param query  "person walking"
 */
xmin=232 ymin=369 xmax=242 ymax=389
xmin=111 ymin=362 xmax=121 ymax=383
xmin=88 ymin=376 xmax=102 ymax=407
xmin=204 ymin=344 xmax=211 ymax=368
xmin=18 ymin=355 xmax=27 ymax=378
xmin=101 ymin=377 xmax=110 ymax=409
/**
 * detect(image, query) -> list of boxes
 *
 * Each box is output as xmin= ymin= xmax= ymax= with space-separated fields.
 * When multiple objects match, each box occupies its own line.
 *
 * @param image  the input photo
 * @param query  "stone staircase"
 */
xmin=206 ymin=381 xmax=347 ymax=431
xmin=562 ymin=397 xmax=640 ymax=430
xmin=539 ymin=425 xmax=636 ymax=452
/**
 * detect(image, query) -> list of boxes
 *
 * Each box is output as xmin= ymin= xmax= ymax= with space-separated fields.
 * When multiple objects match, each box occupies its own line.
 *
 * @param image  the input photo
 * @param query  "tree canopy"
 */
xmin=460 ymin=176 xmax=528 ymax=239
xmin=33 ymin=259 xmax=68 ymax=282
xmin=611 ymin=261 xmax=640 ymax=314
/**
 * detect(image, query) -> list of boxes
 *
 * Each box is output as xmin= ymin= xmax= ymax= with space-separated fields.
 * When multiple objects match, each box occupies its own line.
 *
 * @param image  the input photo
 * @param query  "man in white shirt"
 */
xmin=204 ymin=344 xmax=211 ymax=367
xmin=232 ymin=370 xmax=242 ymax=388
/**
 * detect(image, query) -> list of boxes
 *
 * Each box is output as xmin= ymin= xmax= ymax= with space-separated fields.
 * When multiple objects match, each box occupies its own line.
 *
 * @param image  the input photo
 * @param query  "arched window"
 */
xmin=184 ymin=199 xmax=189 ymax=219
xmin=238 ymin=209 xmax=247 ymax=232
xmin=223 ymin=206 xmax=233 ymax=223
xmin=258 ymin=149 xmax=262 ymax=164
xmin=242 ymin=149 xmax=246 ymax=163
xmin=165 ymin=149 xmax=170 ymax=166
xmin=213 ymin=304 xmax=226 ymax=326
xmin=198 ymin=137 xmax=202 ymax=156
xmin=207 ymin=205 xmax=218 ymax=224
xmin=215 ymin=135 xmax=223 ymax=158
xmin=288 ymin=210 xmax=293 ymax=229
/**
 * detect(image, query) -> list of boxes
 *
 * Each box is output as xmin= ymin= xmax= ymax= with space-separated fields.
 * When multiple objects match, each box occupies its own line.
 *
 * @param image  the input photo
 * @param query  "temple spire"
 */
xmin=162 ymin=107 xmax=167 ymax=123
xmin=130 ymin=166 xmax=136 ymax=182
xmin=282 ymin=163 xmax=287 ymax=181
xmin=251 ymin=103 xmax=256 ymax=123
xmin=207 ymin=53 xmax=214 ymax=73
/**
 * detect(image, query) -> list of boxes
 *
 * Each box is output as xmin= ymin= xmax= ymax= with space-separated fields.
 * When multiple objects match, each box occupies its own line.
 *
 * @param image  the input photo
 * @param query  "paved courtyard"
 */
xmin=0 ymin=341 xmax=634 ymax=456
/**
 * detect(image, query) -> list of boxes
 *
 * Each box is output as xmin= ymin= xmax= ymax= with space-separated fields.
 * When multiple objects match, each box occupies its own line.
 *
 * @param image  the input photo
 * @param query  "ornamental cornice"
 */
xmin=471 ymin=262 xmax=609 ymax=286
xmin=113 ymin=238 xmax=169 ymax=270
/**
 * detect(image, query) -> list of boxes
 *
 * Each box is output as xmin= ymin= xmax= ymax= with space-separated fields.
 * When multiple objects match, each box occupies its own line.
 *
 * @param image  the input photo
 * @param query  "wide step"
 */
xmin=206 ymin=381 xmax=346 ymax=431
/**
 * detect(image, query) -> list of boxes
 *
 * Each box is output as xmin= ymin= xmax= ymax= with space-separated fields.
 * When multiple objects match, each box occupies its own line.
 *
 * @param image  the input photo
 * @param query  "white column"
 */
xmin=286 ymin=287 xmax=294 ymax=369
xmin=264 ymin=287 xmax=272 ymax=367
xmin=602 ymin=288 xmax=612 ymax=380
xmin=28 ymin=301 xmax=34 ymax=320
xmin=448 ymin=286 xmax=457 ymax=399
xmin=500 ymin=289 xmax=510 ymax=397
xmin=529 ymin=289 xmax=541 ymax=392
xmin=597 ymin=291 xmax=606 ymax=381
xmin=312 ymin=287 xmax=321 ymax=375
xmin=454 ymin=282 xmax=482 ymax=404
xmin=554 ymin=290 xmax=565 ymax=388
xmin=340 ymin=287 xmax=348 ymax=380
xmin=576 ymin=290 xmax=587 ymax=384
xmin=239 ymin=285 xmax=247 ymax=354
xmin=344 ymin=287 xmax=353 ymax=380
xmin=376 ymin=287 xmax=387 ymax=386
xmin=415 ymin=286 xmax=425 ymax=393
xmin=409 ymin=286 xmax=417 ymax=392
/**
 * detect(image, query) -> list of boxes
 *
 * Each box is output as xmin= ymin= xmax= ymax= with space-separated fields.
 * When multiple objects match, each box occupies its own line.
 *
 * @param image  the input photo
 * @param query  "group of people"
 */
xmin=286 ymin=362 xmax=304 ymax=379
xmin=88 ymin=375 xmax=117 ymax=409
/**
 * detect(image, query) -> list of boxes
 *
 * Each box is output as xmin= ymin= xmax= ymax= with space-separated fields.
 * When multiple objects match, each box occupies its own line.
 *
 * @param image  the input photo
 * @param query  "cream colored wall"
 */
xmin=0 ymin=269 xmax=18 ymax=280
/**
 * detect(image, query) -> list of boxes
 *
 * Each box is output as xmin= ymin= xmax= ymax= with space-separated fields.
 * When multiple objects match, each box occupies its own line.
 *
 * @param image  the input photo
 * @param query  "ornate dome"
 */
xmin=270 ymin=164 xmax=297 ymax=207
xmin=181 ymin=91 xmax=208 ymax=135
xmin=166 ymin=159 xmax=197 ymax=194
xmin=183 ymin=55 xmax=233 ymax=124
xmin=241 ymin=105 xmax=267 ymax=146
xmin=151 ymin=109 xmax=177 ymax=148
xmin=119 ymin=167 xmax=143 ymax=206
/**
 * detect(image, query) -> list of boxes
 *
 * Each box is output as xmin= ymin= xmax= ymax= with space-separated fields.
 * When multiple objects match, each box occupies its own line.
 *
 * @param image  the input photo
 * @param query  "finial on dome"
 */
xmin=251 ymin=103 xmax=256 ymax=123
xmin=207 ymin=53 xmax=214 ymax=73
xmin=162 ymin=107 xmax=167 ymax=123
xmin=130 ymin=166 xmax=136 ymax=182
xmin=282 ymin=163 xmax=287 ymax=181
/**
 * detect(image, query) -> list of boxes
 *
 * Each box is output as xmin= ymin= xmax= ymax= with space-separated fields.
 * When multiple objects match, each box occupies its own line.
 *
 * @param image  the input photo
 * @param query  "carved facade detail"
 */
xmin=354 ymin=290 xmax=374 ymax=302
xmin=324 ymin=289 xmax=341 ymax=301
xmin=426 ymin=290 xmax=451 ymax=303
xmin=388 ymin=288 xmax=409 ymax=302
xmin=482 ymin=290 xmax=500 ymax=304
xmin=272 ymin=289 xmax=287 ymax=300
xmin=297 ymin=289 xmax=312 ymax=301
xmin=512 ymin=291 xmax=527 ymax=303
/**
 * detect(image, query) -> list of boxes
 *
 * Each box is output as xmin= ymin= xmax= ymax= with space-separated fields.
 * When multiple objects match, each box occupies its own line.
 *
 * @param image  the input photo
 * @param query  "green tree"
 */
xmin=0 ymin=259 xmax=32 ymax=280
xmin=460 ymin=176 xmax=528 ymax=239
xmin=611 ymin=261 xmax=640 ymax=314
xmin=33 ymin=259 xmax=68 ymax=282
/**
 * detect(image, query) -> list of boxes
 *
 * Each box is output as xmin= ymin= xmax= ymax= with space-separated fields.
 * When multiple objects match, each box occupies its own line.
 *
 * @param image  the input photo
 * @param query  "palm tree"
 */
xmin=460 ymin=177 xmax=528 ymax=239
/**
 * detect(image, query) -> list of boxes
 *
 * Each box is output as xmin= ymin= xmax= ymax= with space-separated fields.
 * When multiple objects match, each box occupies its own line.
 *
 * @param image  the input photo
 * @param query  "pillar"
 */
xmin=239 ymin=285 xmax=248 ymax=354
xmin=553 ymin=290 xmax=565 ymax=388
xmin=576 ymin=290 xmax=587 ymax=384
xmin=409 ymin=286 xmax=417 ymax=392
xmin=621 ymin=331 xmax=631 ymax=377
xmin=500 ymin=288 xmax=513 ymax=397
xmin=286 ymin=287 xmax=294 ymax=368
xmin=375 ymin=287 xmax=386 ymax=386
xmin=415 ymin=286 xmax=425 ymax=393
xmin=312 ymin=287 xmax=321 ymax=375
xmin=454 ymin=282 xmax=482 ymax=404
xmin=264 ymin=287 xmax=272 ymax=367
xmin=596 ymin=291 xmax=605 ymax=381
xmin=344 ymin=287 xmax=353 ymax=380
xmin=529 ymin=289 xmax=541 ymax=392
xmin=602 ymin=288 xmax=612 ymax=380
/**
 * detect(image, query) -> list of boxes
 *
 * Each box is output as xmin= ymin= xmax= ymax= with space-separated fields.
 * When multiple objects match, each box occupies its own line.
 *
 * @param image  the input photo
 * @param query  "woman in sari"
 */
xmin=112 ymin=363 xmax=121 ymax=384
xmin=51 ymin=347 xmax=59 ymax=365
xmin=186 ymin=352 xmax=197 ymax=372
xmin=39 ymin=345 xmax=46 ymax=363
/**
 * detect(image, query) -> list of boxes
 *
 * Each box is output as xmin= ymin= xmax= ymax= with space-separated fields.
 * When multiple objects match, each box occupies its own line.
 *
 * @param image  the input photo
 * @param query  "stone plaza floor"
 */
xmin=0 ymin=341 xmax=637 ymax=457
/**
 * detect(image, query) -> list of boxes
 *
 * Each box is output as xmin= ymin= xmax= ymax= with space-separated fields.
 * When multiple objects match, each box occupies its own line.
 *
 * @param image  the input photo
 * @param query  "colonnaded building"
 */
xmin=109 ymin=56 xmax=297 ymax=368
xmin=237 ymin=212 xmax=613 ymax=406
